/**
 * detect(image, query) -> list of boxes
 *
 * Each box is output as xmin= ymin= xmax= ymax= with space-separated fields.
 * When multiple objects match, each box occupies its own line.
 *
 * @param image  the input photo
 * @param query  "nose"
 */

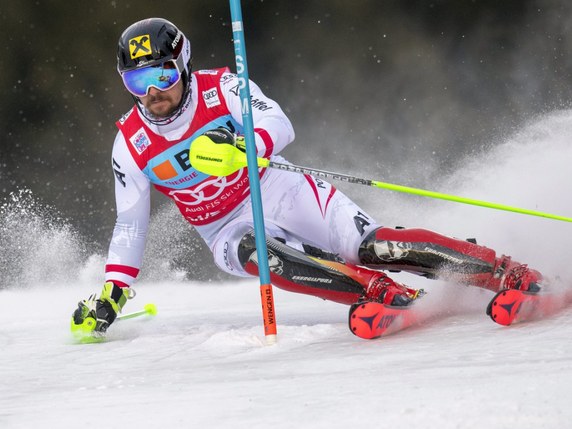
xmin=147 ymin=86 xmax=160 ymax=96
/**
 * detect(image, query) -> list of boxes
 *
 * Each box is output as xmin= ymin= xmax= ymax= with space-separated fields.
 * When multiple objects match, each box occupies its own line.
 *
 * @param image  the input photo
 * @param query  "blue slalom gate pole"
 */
xmin=229 ymin=0 xmax=277 ymax=343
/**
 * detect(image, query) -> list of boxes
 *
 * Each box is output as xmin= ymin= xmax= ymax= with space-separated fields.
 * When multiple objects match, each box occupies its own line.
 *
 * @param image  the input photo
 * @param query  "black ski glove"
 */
xmin=70 ymin=282 xmax=132 ymax=342
xmin=202 ymin=127 xmax=246 ymax=152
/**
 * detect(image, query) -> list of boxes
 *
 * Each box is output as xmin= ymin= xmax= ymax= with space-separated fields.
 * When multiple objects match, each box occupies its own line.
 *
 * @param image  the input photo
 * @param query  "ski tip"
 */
xmin=349 ymin=300 xmax=418 ymax=340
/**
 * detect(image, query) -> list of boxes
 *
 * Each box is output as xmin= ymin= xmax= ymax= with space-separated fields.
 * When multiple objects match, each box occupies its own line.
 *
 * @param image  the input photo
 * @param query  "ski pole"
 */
xmin=117 ymin=303 xmax=157 ymax=321
xmin=189 ymin=138 xmax=572 ymax=223
xmin=229 ymin=0 xmax=277 ymax=344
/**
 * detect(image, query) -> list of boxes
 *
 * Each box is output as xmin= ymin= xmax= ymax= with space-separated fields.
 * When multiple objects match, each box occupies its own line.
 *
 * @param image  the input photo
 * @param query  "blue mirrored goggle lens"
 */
xmin=121 ymin=63 xmax=181 ymax=97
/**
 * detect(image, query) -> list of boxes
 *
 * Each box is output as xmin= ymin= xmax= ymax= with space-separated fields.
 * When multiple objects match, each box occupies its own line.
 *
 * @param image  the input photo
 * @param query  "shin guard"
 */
xmin=358 ymin=227 xmax=502 ymax=291
xmin=238 ymin=231 xmax=380 ymax=305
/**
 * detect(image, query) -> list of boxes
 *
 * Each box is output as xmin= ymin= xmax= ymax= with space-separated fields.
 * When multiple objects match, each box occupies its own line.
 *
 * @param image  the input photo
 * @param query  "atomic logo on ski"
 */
xmin=499 ymin=300 xmax=518 ymax=317
xmin=357 ymin=313 xmax=378 ymax=331
xmin=378 ymin=314 xmax=398 ymax=330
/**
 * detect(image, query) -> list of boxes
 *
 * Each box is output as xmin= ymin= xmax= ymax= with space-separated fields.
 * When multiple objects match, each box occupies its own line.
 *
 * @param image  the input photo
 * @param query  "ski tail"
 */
xmin=486 ymin=286 xmax=572 ymax=326
xmin=349 ymin=301 xmax=415 ymax=339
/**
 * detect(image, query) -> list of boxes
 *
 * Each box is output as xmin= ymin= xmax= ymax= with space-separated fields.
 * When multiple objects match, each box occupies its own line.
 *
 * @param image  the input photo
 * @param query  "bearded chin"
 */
xmin=147 ymin=99 xmax=175 ymax=118
xmin=134 ymin=80 xmax=191 ymax=126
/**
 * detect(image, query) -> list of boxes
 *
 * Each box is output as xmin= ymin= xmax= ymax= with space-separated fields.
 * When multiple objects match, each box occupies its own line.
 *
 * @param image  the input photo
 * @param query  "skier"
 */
xmin=71 ymin=18 xmax=543 ymax=339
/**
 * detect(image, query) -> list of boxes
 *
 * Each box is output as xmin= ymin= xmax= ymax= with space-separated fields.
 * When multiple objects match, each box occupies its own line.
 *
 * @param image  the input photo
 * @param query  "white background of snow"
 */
xmin=1 ymin=111 xmax=572 ymax=429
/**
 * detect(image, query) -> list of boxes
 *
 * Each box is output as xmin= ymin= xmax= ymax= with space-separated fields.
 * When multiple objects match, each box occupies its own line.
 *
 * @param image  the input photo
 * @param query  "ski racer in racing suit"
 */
xmin=71 ymin=18 xmax=544 ymax=341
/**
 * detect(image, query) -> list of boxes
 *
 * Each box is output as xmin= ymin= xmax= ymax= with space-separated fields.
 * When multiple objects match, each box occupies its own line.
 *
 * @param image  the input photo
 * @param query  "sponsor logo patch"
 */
xmin=152 ymin=160 xmax=177 ymax=180
xmin=171 ymin=31 xmax=182 ymax=49
xmin=251 ymin=97 xmax=272 ymax=111
xmin=220 ymin=73 xmax=237 ymax=83
xmin=249 ymin=250 xmax=284 ymax=275
xmin=118 ymin=108 xmax=134 ymax=125
xmin=129 ymin=127 xmax=152 ymax=154
xmin=373 ymin=241 xmax=412 ymax=261
xmin=128 ymin=35 xmax=151 ymax=59
xmin=202 ymin=87 xmax=221 ymax=108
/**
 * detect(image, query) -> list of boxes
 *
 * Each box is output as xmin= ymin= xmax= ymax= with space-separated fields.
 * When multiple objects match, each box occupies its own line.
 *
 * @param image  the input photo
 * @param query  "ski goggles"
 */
xmin=120 ymin=57 xmax=184 ymax=97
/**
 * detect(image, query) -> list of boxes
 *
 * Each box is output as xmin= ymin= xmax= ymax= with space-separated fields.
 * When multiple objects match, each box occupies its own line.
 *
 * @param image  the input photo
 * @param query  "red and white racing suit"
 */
xmin=106 ymin=68 xmax=378 ymax=287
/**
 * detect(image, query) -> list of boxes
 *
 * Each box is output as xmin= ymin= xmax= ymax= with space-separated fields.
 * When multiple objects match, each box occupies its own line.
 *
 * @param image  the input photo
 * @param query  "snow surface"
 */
xmin=2 ymin=111 xmax=572 ymax=429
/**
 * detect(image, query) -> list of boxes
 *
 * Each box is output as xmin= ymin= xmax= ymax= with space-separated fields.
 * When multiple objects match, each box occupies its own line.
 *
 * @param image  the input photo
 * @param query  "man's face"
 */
xmin=139 ymin=80 xmax=184 ymax=118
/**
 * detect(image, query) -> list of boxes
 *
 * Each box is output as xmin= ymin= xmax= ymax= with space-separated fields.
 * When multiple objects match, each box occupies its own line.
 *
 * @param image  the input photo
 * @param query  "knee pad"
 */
xmin=237 ymin=230 xmax=257 ymax=269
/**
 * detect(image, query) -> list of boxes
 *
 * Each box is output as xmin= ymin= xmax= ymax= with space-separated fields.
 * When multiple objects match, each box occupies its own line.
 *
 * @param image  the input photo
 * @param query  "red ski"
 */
xmin=348 ymin=301 xmax=421 ymax=339
xmin=486 ymin=288 xmax=565 ymax=326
